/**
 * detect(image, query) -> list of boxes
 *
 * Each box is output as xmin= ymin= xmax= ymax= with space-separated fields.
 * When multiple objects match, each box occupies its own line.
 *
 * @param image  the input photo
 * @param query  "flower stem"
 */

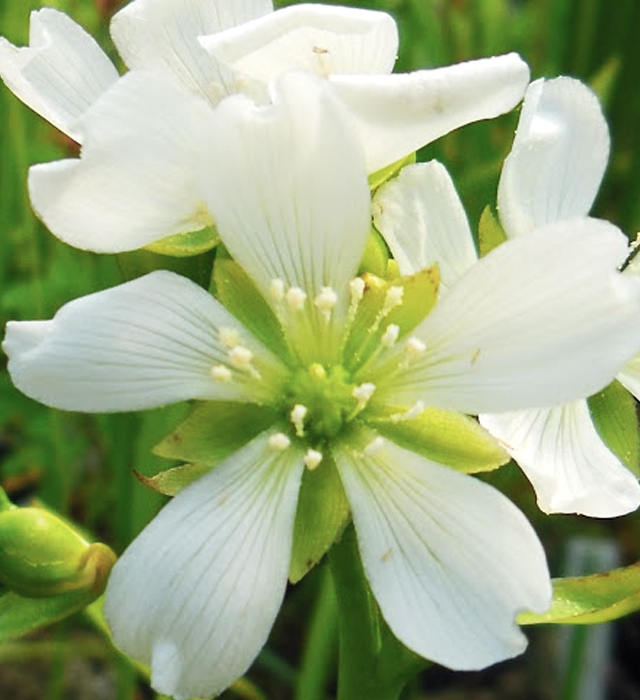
xmin=329 ymin=525 xmax=428 ymax=700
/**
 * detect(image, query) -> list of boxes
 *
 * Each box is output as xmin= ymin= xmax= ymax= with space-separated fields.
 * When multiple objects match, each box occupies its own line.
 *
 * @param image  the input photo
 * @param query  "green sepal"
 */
xmin=212 ymin=252 xmax=291 ymax=361
xmin=478 ymin=205 xmax=507 ymax=257
xmin=153 ymin=400 xmax=278 ymax=467
xmin=369 ymin=408 xmax=509 ymax=473
xmin=135 ymin=463 xmax=212 ymax=497
xmin=144 ymin=225 xmax=219 ymax=257
xmin=289 ymin=455 xmax=350 ymax=584
xmin=0 ymin=507 xmax=116 ymax=598
xmin=358 ymin=226 xmax=390 ymax=278
xmin=519 ymin=559 xmax=640 ymax=625
xmin=588 ymin=380 xmax=640 ymax=476
xmin=344 ymin=268 xmax=440 ymax=373
xmin=368 ymin=152 xmax=416 ymax=191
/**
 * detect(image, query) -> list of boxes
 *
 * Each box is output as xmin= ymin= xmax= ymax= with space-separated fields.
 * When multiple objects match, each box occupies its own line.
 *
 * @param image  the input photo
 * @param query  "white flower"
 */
xmin=1 ymin=0 xmax=529 ymax=252
xmin=5 ymin=73 xmax=640 ymax=698
xmin=374 ymin=78 xmax=640 ymax=517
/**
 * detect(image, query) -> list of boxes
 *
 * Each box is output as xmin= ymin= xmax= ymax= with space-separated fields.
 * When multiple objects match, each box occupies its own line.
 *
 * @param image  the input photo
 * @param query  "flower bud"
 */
xmin=0 ymin=507 xmax=116 ymax=598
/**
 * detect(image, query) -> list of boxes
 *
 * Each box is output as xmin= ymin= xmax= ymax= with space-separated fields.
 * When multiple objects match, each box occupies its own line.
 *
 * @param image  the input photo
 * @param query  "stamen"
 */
xmin=381 ymin=286 xmax=404 ymax=316
xmin=210 ymin=365 xmax=232 ymax=383
xmin=314 ymin=287 xmax=338 ymax=321
xmin=228 ymin=345 xmax=254 ymax=369
xmin=269 ymin=278 xmax=286 ymax=302
xmin=268 ymin=433 xmax=291 ymax=451
xmin=290 ymin=404 xmax=308 ymax=437
xmin=309 ymin=363 xmax=327 ymax=382
xmin=352 ymin=382 xmax=376 ymax=408
xmin=364 ymin=436 xmax=385 ymax=455
xmin=349 ymin=277 xmax=365 ymax=305
xmin=304 ymin=449 xmax=323 ymax=470
xmin=390 ymin=401 xmax=425 ymax=423
xmin=381 ymin=324 xmax=400 ymax=348
xmin=405 ymin=336 xmax=426 ymax=357
xmin=286 ymin=287 xmax=307 ymax=311
xmin=219 ymin=327 xmax=241 ymax=349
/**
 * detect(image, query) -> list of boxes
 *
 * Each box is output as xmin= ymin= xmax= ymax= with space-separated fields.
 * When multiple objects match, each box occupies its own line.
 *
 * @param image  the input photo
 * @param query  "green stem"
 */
xmin=329 ymin=526 xmax=427 ymax=700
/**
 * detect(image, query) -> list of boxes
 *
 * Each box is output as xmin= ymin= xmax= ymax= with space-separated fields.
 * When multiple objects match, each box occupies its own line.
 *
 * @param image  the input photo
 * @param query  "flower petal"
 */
xmin=105 ymin=431 xmax=304 ymax=699
xmin=330 ymin=52 xmax=530 ymax=173
xmin=333 ymin=434 xmax=550 ymax=670
xmin=3 ymin=271 xmax=284 ymax=412
xmin=498 ymin=77 xmax=610 ymax=238
xmin=373 ymin=219 xmax=640 ymax=413
xmin=372 ymin=161 xmax=477 ymax=290
xmin=201 ymin=4 xmax=398 ymax=86
xmin=28 ymin=72 xmax=214 ymax=252
xmin=480 ymin=403 xmax=640 ymax=517
xmin=201 ymin=71 xmax=370 ymax=362
xmin=0 ymin=8 xmax=118 ymax=141
xmin=618 ymin=353 xmax=640 ymax=401
xmin=110 ymin=0 xmax=271 ymax=103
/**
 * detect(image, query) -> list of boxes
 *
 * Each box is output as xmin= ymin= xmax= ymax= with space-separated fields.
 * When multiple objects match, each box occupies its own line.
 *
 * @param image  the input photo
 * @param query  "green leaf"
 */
xmin=135 ymin=463 xmax=212 ymax=497
xmin=213 ymin=253 xmax=291 ymax=361
xmin=144 ymin=225 xmax=219 ymax=257
xmin=478 ymin=205 xmax=507 ymax=257
xmin=588 ymin=380 xmax=640 ymax=476
xmin=519 ymin=559 xmax=640 ymax=625
xmin=290 ymin=455 xmax=350 ymax=583
xmin=368 ymin=152 xmax=416 ymax=191
xmin=369 ymin=408 xmax=509 ymax=473
xmin=358 ymin=227 xmax=390 ymax=278
xmin=153 ymin=401 xmax=278 ymax=467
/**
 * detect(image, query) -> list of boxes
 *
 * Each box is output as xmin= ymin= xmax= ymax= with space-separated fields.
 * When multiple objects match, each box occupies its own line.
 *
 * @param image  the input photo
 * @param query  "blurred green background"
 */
xmin=1 ymin=0 xmax=640 ymax=698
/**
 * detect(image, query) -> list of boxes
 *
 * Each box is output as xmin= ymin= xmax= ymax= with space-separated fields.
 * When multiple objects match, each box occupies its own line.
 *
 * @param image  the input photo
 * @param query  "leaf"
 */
xmin=144 ymin=225 xmax=219 ymax=257
xmin=478 ymin=205 xmax=507 ymax=257
xmin=368 ymin=152 xmax=417 ymax=191
xmin=588 ymin=380 xmax=640 ymax=476
xmin=519 ymin=559 xmax=640 ymax=625
xmin=358 ymin=226 xmax=390 ymax=278
xmin=153 ymin=401 xmax=277 ymax=466
xmin=289 ymin=455 xmax=350 ymax=583
xmin=135 ymin=463 xmax=212 ymax=497
xmin=370 ymin=408 xmax=509 ymax=473
xmin=213 ymin=253 xmax=291 ymax=360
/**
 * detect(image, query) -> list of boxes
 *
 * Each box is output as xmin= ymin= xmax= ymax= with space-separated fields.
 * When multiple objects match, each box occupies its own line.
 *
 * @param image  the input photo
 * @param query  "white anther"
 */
xmin=381 ymin=324 xmax=400 ymax=348
xmin=364 ymin=436 xmax=385 ymax=455
xmin=405 ymin=336 xmax=426 ymax=357
xmin=382 ymin=286 xmax=404 ymax=316
xmin=286 ymin=287 xmax=307 ymax=311
xmin=210 ymin=365 xmax=232 ymax=383
xmin=268 ymin=433 xmax=291 ymax=451
xmin=304 ymin=449 xmax=323 ymax=471
xmin=290 ymin=404 xmax=308 ymax=437
xmin=352 ymin=382 xmax=376 ymax=406
xmin=314 ymin=287 xmax=338 ymax=312
xmin=228 ymin=345 xmax=254 ymax=369
xmin=349 ymin=277 xmax=365 ymax=303
xmin=390 ymin=401 xmax=425 ymax=423
xmin=219 ymin=327 xmax=241 ymax=349
xmin=269 ymin=279 xmax=285 ymax=301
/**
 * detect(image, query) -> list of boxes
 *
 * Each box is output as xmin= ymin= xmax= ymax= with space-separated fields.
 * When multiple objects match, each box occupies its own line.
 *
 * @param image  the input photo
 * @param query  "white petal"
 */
xmin=201 ymin=4 xmax=398 ymax=85
xmin=372 ymin=161 xmax=477 ymax=289
xmin=111 ymin=0 xmax=271 ymax=103
xmin=3 ymin=271 xmax=284 ymax=412
xmin=618 ymin=354 xmax=640 ymax=401
xmin=105 ymin=431 xmax=304 ymax=699
xmin=28 ymin=72 xmax=214 ymax=252
xmin=333 ymin=435 xmax=550 ymax=670
xmin=0 ymin=9 xmax=118 ymax=141
xmin=373 ymin=219 xmax=640 ymax=413
xmin=499 ymin=77 xmax=610 ymax=238
xmin=330 ymin=53 xmax=530 ymax=173
xmin=480 ymin=403 xmax=640 ymax=517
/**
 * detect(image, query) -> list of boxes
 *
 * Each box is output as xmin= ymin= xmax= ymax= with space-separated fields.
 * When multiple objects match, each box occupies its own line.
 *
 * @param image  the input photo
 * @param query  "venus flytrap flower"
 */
xmin=374 ymin=79 xmax=640 ymax=518
xmin=5 ymin=72 xmax=640 ymax=698
xmin=1 ymin=0 xmax=529 ymax=253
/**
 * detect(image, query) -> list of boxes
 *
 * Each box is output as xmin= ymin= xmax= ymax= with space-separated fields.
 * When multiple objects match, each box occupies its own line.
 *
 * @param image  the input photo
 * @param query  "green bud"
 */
xmin=0 ymin=507 xmax=116 ymax=598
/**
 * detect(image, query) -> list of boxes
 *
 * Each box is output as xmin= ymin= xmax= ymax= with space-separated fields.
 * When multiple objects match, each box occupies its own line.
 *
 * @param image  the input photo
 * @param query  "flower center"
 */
xmin=282 ymin=363 xmax=374 ymax=445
